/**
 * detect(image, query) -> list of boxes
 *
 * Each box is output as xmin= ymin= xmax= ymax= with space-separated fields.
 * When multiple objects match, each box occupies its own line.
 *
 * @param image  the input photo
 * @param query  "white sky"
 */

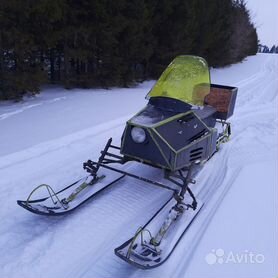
xmin=246 ymin=0 xmax=278 ymax=46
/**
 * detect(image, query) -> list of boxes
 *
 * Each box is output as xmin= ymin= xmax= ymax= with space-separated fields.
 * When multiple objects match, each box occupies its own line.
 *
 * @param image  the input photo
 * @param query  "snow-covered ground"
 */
xmin=0 ymin=54 xmax=277 ymax=278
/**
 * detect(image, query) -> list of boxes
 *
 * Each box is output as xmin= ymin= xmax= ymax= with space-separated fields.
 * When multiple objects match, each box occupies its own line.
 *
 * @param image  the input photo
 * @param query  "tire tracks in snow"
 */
xmin=0 ymin=97 xmax=67 ymax=121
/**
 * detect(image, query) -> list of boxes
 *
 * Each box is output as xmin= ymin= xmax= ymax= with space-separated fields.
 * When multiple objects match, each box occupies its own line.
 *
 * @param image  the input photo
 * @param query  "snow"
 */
xmin=0 ymin=54 xmax=277 ymax=278
xmin=0 ymin=82 xmax=154 ymax=156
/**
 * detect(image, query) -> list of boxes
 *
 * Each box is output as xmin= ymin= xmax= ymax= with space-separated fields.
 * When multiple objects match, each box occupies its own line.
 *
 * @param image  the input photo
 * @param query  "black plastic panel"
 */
xmin=155 ymin=113 xmax=209 ymax=152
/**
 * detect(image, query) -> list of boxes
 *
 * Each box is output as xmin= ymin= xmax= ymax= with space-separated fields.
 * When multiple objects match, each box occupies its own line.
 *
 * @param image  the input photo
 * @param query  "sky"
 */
xmin=246 ymin=0 xmax=278 ymax=46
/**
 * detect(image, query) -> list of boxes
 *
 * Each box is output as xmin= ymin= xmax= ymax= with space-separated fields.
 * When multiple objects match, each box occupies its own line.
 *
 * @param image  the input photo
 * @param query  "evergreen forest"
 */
xmin=0 ymin=0 xmax=258 ymax=100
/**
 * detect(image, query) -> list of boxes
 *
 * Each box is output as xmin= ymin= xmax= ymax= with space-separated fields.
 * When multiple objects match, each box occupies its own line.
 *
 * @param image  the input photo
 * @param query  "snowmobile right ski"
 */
xmin=115 ymin=195 xmax=203 ymax=269
xmin=114 ymin=159 xmax=203 ymax=269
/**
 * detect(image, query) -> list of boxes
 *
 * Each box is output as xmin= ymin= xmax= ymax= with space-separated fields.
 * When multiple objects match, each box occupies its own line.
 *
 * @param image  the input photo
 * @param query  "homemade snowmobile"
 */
xmin=17 ymin=55 xmax=237 ymax=269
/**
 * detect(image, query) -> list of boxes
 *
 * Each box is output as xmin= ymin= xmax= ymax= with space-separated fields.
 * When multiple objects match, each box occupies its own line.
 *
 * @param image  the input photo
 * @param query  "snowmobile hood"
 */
xmin=147 ymin=55 xmax=211 ymax=106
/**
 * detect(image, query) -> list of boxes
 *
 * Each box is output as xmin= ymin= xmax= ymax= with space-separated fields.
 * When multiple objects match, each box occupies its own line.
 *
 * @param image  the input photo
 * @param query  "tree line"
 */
xmin=258 ymin=44 xmax=278 ymax=53
xmin=0 ymin=0 xmax=258 ymax=100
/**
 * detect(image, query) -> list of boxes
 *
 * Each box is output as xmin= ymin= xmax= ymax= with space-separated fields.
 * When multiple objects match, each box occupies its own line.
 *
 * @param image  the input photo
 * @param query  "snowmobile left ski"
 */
xmin=17 ymin=174 xmax=125 ymax=216
xmin=17 ymin=138 xmax=126 ymax=216
xmin=17 ymin=55 xmax=237 ymax=268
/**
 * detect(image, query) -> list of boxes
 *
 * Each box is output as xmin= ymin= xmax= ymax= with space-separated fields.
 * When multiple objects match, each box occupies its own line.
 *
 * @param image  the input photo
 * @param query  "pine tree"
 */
xmin=270 ymin=45 xmax=276 ymax=53
xmin=0 ymin=0 xmax=47 ymax=100
xmin=228 ymin=0 xmax=258 ymax=63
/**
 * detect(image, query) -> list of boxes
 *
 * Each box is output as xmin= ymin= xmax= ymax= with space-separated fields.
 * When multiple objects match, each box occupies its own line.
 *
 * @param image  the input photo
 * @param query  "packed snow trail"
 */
xmin=0 ymin=83 xmax=152 ymax=156
xmin=0 ymin=54 xmax=277 ymax=278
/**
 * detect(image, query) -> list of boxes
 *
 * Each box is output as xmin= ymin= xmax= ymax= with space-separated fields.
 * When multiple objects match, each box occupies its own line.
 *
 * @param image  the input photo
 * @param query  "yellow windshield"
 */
xmin=147 ymin=55 xmax=211 ymax=106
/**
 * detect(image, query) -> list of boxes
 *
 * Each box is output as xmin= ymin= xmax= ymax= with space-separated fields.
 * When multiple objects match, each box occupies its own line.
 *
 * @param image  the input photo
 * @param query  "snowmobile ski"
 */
xmin=115 ymin=194 xmax=203 ymax=269
xmin=17 ymin=173 xmax=124 ymax=216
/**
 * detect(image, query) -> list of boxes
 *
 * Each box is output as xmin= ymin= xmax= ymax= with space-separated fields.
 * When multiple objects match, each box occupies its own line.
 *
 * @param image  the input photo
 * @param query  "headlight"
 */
xmin=131 ymin=127 xmax=146 ymax=143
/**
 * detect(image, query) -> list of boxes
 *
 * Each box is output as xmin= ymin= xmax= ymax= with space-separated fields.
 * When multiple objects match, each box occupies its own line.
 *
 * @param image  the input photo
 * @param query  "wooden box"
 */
xmin=205 ymin=84 xmax=238 ymax=120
